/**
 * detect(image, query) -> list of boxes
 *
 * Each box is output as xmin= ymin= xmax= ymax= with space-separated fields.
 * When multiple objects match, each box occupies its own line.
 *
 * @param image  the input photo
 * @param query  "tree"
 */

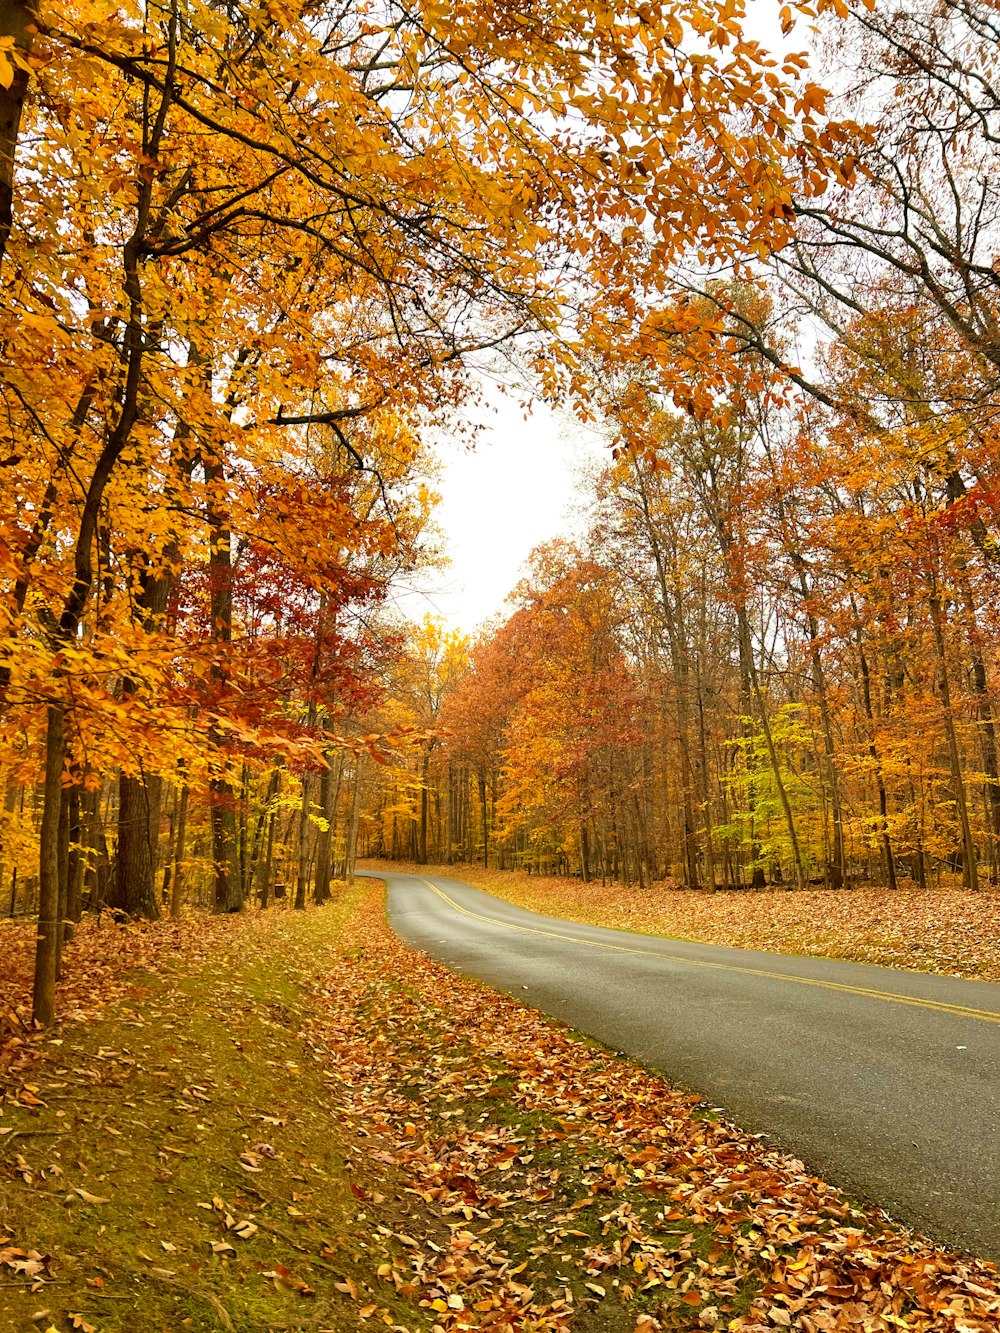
xmin=0 ymin=0 xmax=875 ymax=1020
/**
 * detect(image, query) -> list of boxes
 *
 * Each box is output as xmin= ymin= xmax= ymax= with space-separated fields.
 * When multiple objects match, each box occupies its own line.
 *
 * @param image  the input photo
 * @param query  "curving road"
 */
xmin=365 ymin=868 xmax=1000 ymax=1262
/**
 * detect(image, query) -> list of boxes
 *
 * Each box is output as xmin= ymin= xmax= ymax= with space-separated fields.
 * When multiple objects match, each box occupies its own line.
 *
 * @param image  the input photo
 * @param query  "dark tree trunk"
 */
xmin=854 ymin=617 xmax=898 ymax=890
xmin=53 ymin=781 xmax=69 ymax=978
xmin=248 ymin=767 xmax=279 ymax=903
xmin=66 ymin=784 xmax=83 ymax=924
xmin=170 ymin=783 xmax=189 ymax=918
xmin=33 ymin=704 xmax=64 ymax=1026
xmin=116 ymin=771 xmax=162 ymax=919
xmin=344 ymin=762 xmax=362 ymax=883
xmin=294 ymin=772 xmax=311 ymax=910
xmin=260 ymin=802 xmax=277 ymax=908
xmin=212 ymin=796 xmax=240 ymax=913
xmin=313 ymin=755 xmax=338 ymax=903
xmin=205 ymin=441 xmax=241 ymax=913
xmin=418 ymin=750 xmax=430 ymax=864
xmin=0 ymin=780 xmax=18 ymax=917
xmin=0 ymin=1 xmax=36 ymax=273
xmin=479 ymin=771 xmax=488 ymax=868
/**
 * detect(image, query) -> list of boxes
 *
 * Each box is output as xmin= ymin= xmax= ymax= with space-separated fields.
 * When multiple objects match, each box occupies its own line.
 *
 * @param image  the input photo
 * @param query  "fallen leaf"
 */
xmin=73 ymin=1188 xmax=110 ymax=1205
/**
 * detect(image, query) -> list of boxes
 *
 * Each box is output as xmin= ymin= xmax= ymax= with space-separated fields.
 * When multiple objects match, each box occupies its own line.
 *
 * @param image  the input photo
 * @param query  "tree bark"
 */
xmin=313 ymin=750 xmax=342 ymax=903
xmin=28 ymin=31 xmax=173 ymax=1016
xmin=787 ymin=557 xmax=846 ymax=889
xmin=955 ymin=573 xmax=1000 ymax=882
xmin=205 ymin=438 xmax=241 ymax=913
xmin=0 ymin=779 xmax=18 ymax=917
xmin=169 ymin=783 xmax=189 ymax=918
xmin=32 ymin=704 xmax=64 ymax=1026
xmin=66 ymin=784 xmax=83 ymax=924
xmin=116 ymin=770 xmax=162 ymax=918
xmin=737 ymin=610 xmax=807 ymax=891
xmin=344 ymin=761 xmax=362 ymax=883
xmin=631 ymin=460 xmax=701 ymax=887
xmin=479 ymin=771 xmax=489 ymax=867
xmin=260 ymin=800 xmax=277 ymax=908
xmin=294 ymin=771 xmax=312 ymax=910
xmin=853 ymin=615 xmax=898 ymax=890
xmin=248 ymin=766 xmax=279 ymax=903
xmin=55 ymin=778 xmax=74 ymax=974
xmin=418 ymin=749 xmax=430 ymax=864
xmin=0 ymin=0 xmax=36 ymax=273
xmin=929 ymin=589 xmax=978 ymax=891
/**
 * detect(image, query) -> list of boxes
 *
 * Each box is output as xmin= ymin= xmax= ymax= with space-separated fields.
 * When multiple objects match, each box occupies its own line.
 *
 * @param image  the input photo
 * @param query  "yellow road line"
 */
xmin=419 ymin=878 xmax=1000 ymax=1028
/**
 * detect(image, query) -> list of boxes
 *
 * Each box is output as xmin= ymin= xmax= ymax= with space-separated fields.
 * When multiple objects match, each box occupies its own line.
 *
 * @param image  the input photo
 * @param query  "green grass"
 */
xmin=0 ymin=897 xmax=433 ymax=1333
xmin=0 ymin=887 xmax=831 ymax=1332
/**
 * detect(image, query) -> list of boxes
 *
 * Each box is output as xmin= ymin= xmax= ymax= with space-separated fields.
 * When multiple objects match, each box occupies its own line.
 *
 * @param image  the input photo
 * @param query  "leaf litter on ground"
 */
xmin=0 ymin=880 xmax=996 ymax=1332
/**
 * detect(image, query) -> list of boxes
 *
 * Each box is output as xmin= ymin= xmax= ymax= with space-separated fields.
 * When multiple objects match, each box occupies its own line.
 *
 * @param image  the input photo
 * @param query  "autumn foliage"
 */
xmin=0 ymin=0 xmax=995 ymax=1022
xmin=0 ymin=0 xmax=886 ymax=1025
xmin=359 ymin=1 xmax=1000 ymax=900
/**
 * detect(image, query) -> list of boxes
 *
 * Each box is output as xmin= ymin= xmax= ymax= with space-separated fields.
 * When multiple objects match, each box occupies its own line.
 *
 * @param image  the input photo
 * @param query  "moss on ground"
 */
xmin=2 ymin=880 xmax=955 ymax=1333
xmin=0 ymin=894 xmax=434 ymax=1333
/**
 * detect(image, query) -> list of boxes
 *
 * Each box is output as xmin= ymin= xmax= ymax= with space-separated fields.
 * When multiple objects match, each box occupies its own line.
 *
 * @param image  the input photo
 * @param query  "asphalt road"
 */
xmin=367 ymin=868 xmax=1000 ymax=1262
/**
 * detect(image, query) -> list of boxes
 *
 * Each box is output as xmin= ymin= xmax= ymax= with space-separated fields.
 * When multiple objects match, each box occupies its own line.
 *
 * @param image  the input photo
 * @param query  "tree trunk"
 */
xmin=204 ymin=437 xmax=241 ymax=913
xmin=958 ymin=579 xmax=1000 ymax=882
xmin=53 ymin=780 xmax=70 ymax=978
xmin=29 ymin=63 xmax=163 ymax=1016
xmin=238 ymin=763 xmax=250 ymax=902
xmin=632 ymin=462 xmax=701 ymax=888
xmin=260 ymin=800 xmax=278 ymax=908
xmin=116 ymin=771 xmax=162 ymax=918
xmin=443 ymin=762 xmax=453 ymax=864
xmin=32 ymin=704 xmax=64 ymax=1026
xmin=0 ymin=780 xmax=18 ymax=917
xmin=313 ymin=751 xmax=341 ymax=903
xmin=248 ymin=767 xmax=280 ymax=903
xmin=792 ymin=561 xmax=846 ymax=889
xmin=854 ymin=616 xmax=897 ymax=890
xmin=738 ymin=610 xmax=807 ymax=891
xmin=693 ymin=608 xmax=717 ymax=891
xmin=0 ymin=0 xmax=36 ymax=273
xmin=418 ymin=749 xmax=430 ymax=864
xmin=344 ymin=763 xmax=362 ymax=883
xmin=80 ymin=785 xmax=100 ymax=911
xmin=66 ymin=784 xmax=83 ymax=924
xmin=169 ymin=783 xmax=189 ymax=919
xmin=735 ymin=617 xmax=767 ymax=888
xmin=211 ymin=797 xmax=240 ymax=913
xmin=294 ymin=772 xmax=311 ymax=910
xmin=479 ymin=771 xmax=489 ymax=867
xmin=314 ymin=760 xmax=332 ymax=903
xmin=929 ymin=590 xmax=978 ymax=891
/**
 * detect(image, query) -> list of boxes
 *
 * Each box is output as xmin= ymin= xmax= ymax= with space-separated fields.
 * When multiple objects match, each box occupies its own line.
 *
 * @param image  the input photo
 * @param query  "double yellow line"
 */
xmin=419 ymin=878 xmax=1000 ymax=1028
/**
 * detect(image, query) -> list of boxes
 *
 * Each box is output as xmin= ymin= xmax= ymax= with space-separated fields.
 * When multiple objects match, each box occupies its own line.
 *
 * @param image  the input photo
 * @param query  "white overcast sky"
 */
xmin=388 ymin=0 xmax=794 ymax=637
xmin=390 ymin=379 xmax=608 ymax=634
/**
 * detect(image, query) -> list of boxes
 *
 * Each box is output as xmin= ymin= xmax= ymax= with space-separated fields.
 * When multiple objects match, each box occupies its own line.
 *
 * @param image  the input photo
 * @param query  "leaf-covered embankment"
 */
xmin=2 ymin=883 xmax=998 ymax=1332
xmin=368 ymin=861 xmax=1000 ymax=983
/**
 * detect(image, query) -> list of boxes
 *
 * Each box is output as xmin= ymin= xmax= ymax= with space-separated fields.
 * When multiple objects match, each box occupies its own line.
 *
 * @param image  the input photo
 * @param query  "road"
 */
xmin=367 ymin=868 xmax=1000 ymax=1262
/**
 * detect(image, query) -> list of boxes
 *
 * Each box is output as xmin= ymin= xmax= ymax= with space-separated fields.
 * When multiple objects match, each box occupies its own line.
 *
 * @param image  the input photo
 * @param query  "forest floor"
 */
xmin=1 ymin=885 xmax=998 ymax=1333
xmin=363 ymin=862 xmax=1000 ymax=984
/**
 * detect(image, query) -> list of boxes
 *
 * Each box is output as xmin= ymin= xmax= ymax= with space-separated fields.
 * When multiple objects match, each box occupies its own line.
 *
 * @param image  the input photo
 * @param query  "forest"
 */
xmin=3 ymin=5 xmax=1000 ymax=1333
xmin=349 ymin=6 xmax=1000 ymax=899
xmin=0 ymin=0 xmax=997 ymax=1026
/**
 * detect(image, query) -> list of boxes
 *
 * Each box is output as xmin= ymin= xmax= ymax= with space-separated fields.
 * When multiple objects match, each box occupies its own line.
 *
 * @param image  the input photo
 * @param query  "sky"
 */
xmin=386 ymin=0 xmax=794 ymax=637
xmin=390 ymin=379 xmax=608 ymax=635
